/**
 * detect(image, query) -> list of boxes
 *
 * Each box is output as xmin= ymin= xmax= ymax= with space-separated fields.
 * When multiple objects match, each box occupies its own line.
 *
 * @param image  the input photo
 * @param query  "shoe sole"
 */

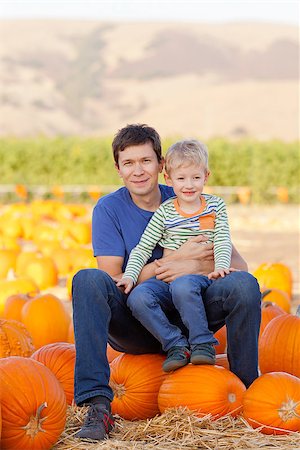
xmin=190 ymin=356 xmax=216 ymax=365
xmin=163 ymin=359 xmax=189 ymax=372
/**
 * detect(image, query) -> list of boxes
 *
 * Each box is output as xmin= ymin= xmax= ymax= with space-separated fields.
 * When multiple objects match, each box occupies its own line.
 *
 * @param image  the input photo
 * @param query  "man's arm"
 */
xmin=96 ymin=255 xmax=124 ymax=279
xmin=231 ymin=244 xmax=248 ymax=271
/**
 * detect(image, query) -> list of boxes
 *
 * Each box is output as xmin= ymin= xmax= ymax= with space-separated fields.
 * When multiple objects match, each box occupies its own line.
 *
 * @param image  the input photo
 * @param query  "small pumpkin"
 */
xmin=243 ymin=372 xmax=300 ymax=435
xmin=253 ymin=263 xmax=292 ymax=299
xmin=0 ymin=356 xmax=67 ymax=449
xmin=158 ymin=365 xmax=245 ymax=418
xmin=214 ymin=325 xmax=227 ymax=354
xmin=31 ymin=342 xmax=75 ymax=405
xmin=261 ymin=289 xmax=291 ymax=313
xmin=109 ymin=353 xmax=166 ymax=420
xmin=107 ymin=344 xmax=123 ymax=362
xmin=3 ymin=294 xmax=31 ymax=322
xmin=21 ymin=294 xmax=70 ymax=349
xmin=259 ymin=301 xmax=287 ymax=340
xmin=0 ymin=319 xmax=35 ymax=358
xmin=259 ymin=308 xmax=300 ymax=378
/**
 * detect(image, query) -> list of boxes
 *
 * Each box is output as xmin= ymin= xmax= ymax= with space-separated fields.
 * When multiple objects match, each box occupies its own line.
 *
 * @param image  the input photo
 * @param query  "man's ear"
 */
xmin=159 ymin=157 xmax=165 ymax=173
xmin=115 ymin=163 xmax=122 ymax=178
xmin=164 ymin=172 xmax=172 ymax=186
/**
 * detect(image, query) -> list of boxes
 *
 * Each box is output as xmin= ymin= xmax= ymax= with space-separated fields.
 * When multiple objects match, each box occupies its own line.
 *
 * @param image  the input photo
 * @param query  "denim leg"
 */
xmin=127 ymin=277 xmax=189 ymax=351
xmin=72 ymin=269 xmax=163 ymax=405
xmin=169 ymin=275 xmax=218 ymax=346
xmin=203 ymin=271 xmax=261 ymax=387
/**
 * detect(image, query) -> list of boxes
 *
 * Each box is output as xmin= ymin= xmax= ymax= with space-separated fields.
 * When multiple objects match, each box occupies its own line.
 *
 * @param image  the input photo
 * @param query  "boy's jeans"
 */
xmin=127 ymin=275 xmax=218 ymax=351
xmin=72 ymin=269 xmax=261 ymax=405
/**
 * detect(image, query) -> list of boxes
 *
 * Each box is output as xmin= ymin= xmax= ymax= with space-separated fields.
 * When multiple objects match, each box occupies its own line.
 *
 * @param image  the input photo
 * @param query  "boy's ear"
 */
xmin=205 ymin=170 xmax=210 ymax=183
xmin=164 ymin=172 xmax=172 ymax=186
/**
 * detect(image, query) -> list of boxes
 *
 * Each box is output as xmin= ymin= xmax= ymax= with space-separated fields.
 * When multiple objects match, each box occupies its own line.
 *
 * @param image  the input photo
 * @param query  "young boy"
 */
xmin=117 ymin=139 xmax=237 ymax=372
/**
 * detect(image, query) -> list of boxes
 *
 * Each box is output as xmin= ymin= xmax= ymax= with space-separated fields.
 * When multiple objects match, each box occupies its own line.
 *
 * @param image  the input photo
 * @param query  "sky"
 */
xmin=0 ymin=0 xmax=299 ymax=24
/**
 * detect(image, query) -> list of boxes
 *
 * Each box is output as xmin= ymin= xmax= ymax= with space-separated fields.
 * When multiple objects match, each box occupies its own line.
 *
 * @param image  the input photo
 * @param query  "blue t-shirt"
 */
xmin=92 ymin=184 xmax=174 ymax=272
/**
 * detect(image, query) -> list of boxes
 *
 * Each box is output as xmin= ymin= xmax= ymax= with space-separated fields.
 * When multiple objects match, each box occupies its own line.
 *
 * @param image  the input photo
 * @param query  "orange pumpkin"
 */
xmin=67 ymin=321 xmax=75 ymax=343
xmin=253 ymin=263 xmax=292 ymax=299
xmin=107 ymin=344 xmax=123 ymax=362
xmin=0 ymin=249 xmax=19 ymax=279
xmin=0 ymin=276 xmax=39 ymax=317
xmin=259 ymin=301 xmax=287 ymax=340
xmin=259 ymin=309 xmax=300 ymax=378
xmin=0 ymin=356 xmax=67 ymax=449
xmin=0 ymin=319 xmax=35 ymax=358
xmin=21 ymin=255 xmax=58 ymax=290
xmin=243 ymin=372 xmax=300 ymax=435
xmin=21 ymin=294 xmax=70 ymax=349
xmin=261 ymin=289 xmax=291 ymax=313
xmin=31 ymin=342 xmax=75 ymax=405
xmin=158 ymin=365 xmax=245 ymax=418
xmin=109 ymin=353 xmax=166 ymax=420
xmin=3 ymin=294 xmax=31 ymax=322
xmin=214 ymin=325 xmax=227 ymax=354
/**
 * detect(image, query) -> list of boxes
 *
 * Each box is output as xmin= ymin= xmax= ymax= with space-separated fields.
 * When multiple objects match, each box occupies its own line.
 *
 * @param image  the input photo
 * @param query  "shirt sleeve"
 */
xmin=92 ymin=203 xmax=125 ymax=258
xmin=213 ymin=197 xmax=232 ymax=270
xmin=124 ymin=205 xmax=165 ymax=283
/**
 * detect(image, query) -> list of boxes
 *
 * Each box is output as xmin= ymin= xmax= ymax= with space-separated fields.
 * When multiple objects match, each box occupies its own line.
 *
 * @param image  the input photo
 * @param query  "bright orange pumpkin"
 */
xmin=261 ymin=289 xmax=291 ymax=313
xmin=243 ymin=372 xmax=300 ymax=435
xmin=0 ymin=276 xmax=39 ymax=317
xmin=22 ymin=255 xmax=58 ymax=290
xmin=158 ymin=365 xmax=245 ymax=418
xmin=0 ymin=356 xmax=67 ymax=449
xmin=253 ymin=263 xmax=292 ymax=299
xmin=21 ymin=294 xmax=70 ymax=349
xmin=107 ymin=344 xmax=123 ymax=362
xmin=259 ymin=309 xmax=300 ymax=378
xmin=3 ymin=294 xmax=31 ymax=321
xmin=31 ymin=342 xmax=75 ymax=405
xmin=0 ymin=319 xmax=35 ymax=358
xmin=259 ymin=301 xmax=287 ymax=340
xmin=109 ymin=353 xmax=166 ymax=420
xmin=214 ymin=325 xmax=227 ymax=354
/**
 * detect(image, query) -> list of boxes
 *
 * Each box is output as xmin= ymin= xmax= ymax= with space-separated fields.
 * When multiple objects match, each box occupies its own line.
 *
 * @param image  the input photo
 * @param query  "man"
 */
xmin=72 ymin=124 xmax=261 ymax=441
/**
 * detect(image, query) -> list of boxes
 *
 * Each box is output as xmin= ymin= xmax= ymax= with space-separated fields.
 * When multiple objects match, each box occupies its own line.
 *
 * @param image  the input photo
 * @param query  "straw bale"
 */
xmin=53 ymin=404 xmax=300 ymax=450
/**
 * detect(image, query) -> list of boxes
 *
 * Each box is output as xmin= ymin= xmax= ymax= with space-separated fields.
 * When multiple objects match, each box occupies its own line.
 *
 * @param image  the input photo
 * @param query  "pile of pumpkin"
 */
xmin=0 ymin=200 xmax=299 ymax=449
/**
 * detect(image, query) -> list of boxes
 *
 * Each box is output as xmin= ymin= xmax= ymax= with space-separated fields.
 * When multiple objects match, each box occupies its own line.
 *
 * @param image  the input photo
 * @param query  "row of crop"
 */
xmin=0 ymin=137 xmax=299 ymax=202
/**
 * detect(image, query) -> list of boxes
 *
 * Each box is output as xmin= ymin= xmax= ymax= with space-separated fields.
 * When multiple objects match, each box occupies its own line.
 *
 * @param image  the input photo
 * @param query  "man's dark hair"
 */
xmin=112 ymin=124 xmax=162 ymax=166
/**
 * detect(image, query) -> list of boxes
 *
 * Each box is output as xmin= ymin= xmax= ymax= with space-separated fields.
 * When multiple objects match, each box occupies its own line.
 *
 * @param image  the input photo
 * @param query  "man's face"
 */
xmin=116 ymin=143 xmax=163 ymax=198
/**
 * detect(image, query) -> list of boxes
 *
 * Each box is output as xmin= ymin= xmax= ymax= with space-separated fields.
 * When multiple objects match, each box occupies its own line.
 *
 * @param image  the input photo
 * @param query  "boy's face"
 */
xmin=165 ymin=163 xmax=209 ymax=205
xmin=116 ymin=143 xmax=163 ymax=198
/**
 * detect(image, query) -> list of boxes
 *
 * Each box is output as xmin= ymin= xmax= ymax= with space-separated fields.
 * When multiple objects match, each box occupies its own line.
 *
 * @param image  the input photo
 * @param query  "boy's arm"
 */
xmin=213 ymin=197 xmax=232 ymax=270
xmin=123 ymin=206 xmax=166 ymax=284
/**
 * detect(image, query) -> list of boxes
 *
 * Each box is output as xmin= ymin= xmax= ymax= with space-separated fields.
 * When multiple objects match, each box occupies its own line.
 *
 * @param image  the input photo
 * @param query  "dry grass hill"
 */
xmin=0 ymin=20 xmax=298 ymax=139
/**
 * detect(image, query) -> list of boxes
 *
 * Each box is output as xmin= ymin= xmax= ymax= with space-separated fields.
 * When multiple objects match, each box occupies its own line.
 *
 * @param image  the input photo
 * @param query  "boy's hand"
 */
xmin=208 ymin=267 xmax=239 ymax=280
xmin=116 ymin=277 xmax=134 ymax=294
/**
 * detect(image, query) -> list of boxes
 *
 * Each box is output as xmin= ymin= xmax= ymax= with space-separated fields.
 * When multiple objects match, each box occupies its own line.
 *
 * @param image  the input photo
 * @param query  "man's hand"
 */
xmin=116 ymin=277 xmax=134 ymax=294
xmin=208 ymin=267 xmax=240 ymax=280
xmin=165 ymin=235 xmax=213 ymax=261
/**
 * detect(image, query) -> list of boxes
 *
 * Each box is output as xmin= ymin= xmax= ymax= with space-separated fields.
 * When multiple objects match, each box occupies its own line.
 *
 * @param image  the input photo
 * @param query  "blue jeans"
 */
xmin=127 ymin=275 xmax=218 ymax=351
xmin=72 ymin=269 xmax=261 ymax=404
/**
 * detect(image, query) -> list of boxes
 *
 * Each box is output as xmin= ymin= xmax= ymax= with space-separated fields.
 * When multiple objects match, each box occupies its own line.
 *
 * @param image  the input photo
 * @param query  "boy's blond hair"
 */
xmin=165 ymin=139 xmax=209 ymax=175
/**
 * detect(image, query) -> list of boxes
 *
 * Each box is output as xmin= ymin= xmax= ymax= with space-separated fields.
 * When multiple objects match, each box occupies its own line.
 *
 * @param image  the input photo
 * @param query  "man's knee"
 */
xmin=227 ymin=271 xmax=261 ymax=308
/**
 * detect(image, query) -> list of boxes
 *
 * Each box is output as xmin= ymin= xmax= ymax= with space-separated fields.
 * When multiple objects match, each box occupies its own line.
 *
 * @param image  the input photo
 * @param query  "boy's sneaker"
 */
xmin=162 ymin=346 xmax=191 ymax=372
xmin=75 ymin=403 xmax=115 ymax=441
xmin=190 ymin=343 xmax=216 ymax=365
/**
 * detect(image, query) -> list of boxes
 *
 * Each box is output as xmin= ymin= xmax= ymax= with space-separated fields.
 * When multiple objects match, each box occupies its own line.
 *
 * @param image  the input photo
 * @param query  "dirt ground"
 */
xmin=227 ymin=204 xmax=299 ymax=312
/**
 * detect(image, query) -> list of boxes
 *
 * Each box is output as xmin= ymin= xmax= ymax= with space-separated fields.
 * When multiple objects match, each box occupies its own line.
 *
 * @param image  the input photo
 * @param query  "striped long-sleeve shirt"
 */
xmin=124 ymin=194 xmax=232 ymax=283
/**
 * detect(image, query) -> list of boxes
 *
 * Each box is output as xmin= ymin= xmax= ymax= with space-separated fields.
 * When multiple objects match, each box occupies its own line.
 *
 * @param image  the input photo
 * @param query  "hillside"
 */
xmin=0 ymin=20 xmax=298 ymax=139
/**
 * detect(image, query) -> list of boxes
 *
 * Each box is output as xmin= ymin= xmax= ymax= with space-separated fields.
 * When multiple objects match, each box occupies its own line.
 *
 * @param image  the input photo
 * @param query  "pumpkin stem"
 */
xmin=296 ymin=305 xmax=300 ymax=317
xmin=22 ymin=402 xmax=48 ymax=437
xmin=110 ymin=380 xmax=126 ymax=398
xmin=261 ymin=289 xmax=272 ymax=300
xmin=278 ymin=399 xmax=300 ymax=421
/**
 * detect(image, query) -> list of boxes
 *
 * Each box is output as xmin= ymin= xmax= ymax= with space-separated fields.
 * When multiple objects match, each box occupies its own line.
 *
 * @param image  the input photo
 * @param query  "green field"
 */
xmin=0 ymin=137 xmax=299 ymax=203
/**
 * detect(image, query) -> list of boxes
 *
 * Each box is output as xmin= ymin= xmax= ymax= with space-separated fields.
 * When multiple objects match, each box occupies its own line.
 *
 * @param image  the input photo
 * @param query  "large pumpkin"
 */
xmin=158 ymin=365 xmax=245 ymax=418
xmin=31 ymin=342 xmax=75 ymax=405
xmin=259 ymin=309 xmax=300 ymax=378
xmin=259 ymin=301 xmax=286 ymax=340
xmin=109 ymin=353 xmax=166 ymax=420
xmin=0 ymin=356 xmax=67 ymax=449
xmin=253 ymin=263 xmax=292 ymax=299
xmin=0 ymin=319 xmax=35 ymax=358
xmin=21 ymin=294 xmax=70 ymax=349
xmin=243 ymin=372 xmax=300 ymax=435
